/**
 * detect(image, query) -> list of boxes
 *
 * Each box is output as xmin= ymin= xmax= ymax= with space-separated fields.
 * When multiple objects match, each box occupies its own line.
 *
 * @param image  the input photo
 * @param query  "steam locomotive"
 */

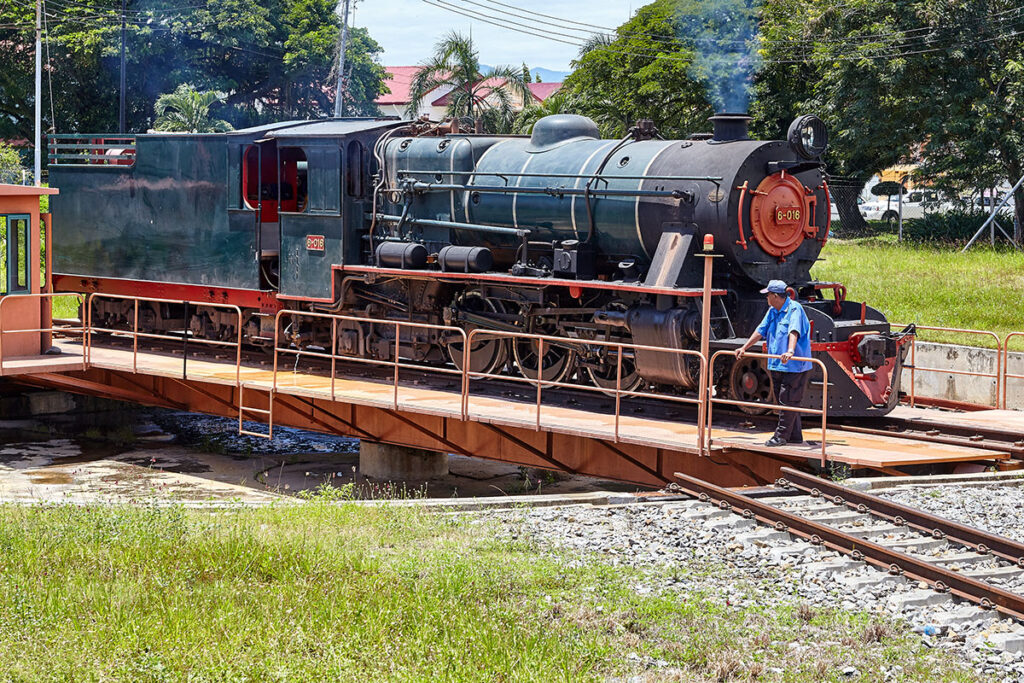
xmin=49 ymin=113 xmax=911 ymax=416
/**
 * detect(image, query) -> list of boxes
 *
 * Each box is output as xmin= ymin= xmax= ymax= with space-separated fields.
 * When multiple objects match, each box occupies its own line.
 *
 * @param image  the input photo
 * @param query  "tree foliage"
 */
xmin=407 ymin=31 xmax=533 ymax=133
xmin=0 ymin=142 xmax=26 ymax=184
xmin=756 ymin=0 xmax=1024 ymax=234
xmin=0 ymin=0 xmax=387 ymax=140
xmin=512 ymin=90 xmax=578 ymax=135
xmin=562 ymin=0 xmax=726 ymax=139
xmin=153 ymin=84 xmax=232 ymax=132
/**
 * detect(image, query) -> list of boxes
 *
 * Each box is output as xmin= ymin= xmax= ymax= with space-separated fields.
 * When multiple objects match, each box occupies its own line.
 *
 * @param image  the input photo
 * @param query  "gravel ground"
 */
xmin=877 ymin=484 xmax=1024 ymax=545
xmin=482 ymin=493 xmax=1024 ymax=681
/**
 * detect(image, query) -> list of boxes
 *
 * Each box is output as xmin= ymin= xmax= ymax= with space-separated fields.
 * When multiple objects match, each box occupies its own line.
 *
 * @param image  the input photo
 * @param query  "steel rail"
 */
xmin=778 ymin=467 xmax=1024 ymax=567
xmin=826 ymin=422 xmax=1024 ymax=456
xmin=672 ymin=472 xmax=1024 ymax=621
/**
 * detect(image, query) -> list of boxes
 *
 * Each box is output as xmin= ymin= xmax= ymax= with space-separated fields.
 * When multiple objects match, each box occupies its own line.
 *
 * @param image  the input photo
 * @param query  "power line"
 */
xmin=421 ymin=0 xmax=1024 ymax=66
xmin=428 ymin=0 xmax=1024 ymax=60
xmin=472 ymin=0 xmax=1024 ymax=50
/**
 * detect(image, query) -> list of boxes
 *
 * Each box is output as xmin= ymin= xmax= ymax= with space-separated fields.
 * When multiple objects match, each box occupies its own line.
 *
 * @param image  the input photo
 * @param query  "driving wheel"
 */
xmin=727 ymin=356 xmax=774 ymax=415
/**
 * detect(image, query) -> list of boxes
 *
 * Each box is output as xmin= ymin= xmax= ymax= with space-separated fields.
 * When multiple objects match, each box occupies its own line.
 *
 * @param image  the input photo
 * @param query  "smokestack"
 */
xmin=709 ymin=113 xmax=752 ymax=142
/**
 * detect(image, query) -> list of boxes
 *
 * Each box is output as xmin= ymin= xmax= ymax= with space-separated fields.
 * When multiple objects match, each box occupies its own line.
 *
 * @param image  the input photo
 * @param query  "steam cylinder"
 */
xmin=383 ymin=115 xmax=830 ymax=286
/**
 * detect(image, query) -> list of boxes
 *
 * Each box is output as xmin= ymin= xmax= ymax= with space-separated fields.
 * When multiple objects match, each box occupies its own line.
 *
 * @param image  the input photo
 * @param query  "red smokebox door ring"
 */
xmin=748 ymin=172 xmax=815 ymax=258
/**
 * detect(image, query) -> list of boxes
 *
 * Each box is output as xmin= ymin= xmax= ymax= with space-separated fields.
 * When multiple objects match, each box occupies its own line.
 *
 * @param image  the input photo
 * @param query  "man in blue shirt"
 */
xmin=734 ymin=280 xmax=812 ymax=447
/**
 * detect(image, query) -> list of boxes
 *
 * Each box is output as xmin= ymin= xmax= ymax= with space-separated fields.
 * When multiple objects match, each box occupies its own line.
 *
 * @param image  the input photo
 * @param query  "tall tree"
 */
xmin=406 ymin=31 xmax=532 ymax=132
xmin=757 ymin=0 xmax=1024 ymax=235
xmin=562 ymin=1 xmax=717 ymax=139
xmin=0 ymin=0 xmax=387 ymax=139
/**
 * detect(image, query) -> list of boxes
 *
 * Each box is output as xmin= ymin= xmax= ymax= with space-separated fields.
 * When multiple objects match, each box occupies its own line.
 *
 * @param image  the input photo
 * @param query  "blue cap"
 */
xmin=760 ymin=280 xmax=787 ymax=295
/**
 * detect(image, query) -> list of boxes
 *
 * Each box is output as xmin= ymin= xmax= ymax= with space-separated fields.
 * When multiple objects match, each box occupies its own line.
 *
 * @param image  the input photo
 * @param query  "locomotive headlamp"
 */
xmin=787 ymin=115 xmax=828 ymax=160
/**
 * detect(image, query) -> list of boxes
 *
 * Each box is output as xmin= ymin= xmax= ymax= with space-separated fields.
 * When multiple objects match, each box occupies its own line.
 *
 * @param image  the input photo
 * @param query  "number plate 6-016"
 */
xmin=305 ymin=235 xmax=325 ymax=251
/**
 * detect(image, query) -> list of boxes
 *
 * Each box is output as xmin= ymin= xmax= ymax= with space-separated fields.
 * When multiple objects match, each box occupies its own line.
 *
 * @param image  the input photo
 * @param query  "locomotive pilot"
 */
xmin=734 ymin=280 xmax=812 ymax=447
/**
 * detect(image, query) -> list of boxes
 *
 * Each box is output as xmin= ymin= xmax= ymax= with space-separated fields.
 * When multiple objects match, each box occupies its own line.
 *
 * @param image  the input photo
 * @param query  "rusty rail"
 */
xmin=463 ymin=329 xmax=708 ymax=453
xmin=0 ymin=293 xmax=89 ymax=372
xmin=900 ymin=325 xmax=1002 ymax=409
xmin=778 ymin=467 xmax=1024 ymax=567
xmin=673 ymin=472 xmax=1024 ymax=621
xmin=707 ymin=350 xmax=829 ymax=465
xmin=272 ymin=310 xmax=469 ymax=420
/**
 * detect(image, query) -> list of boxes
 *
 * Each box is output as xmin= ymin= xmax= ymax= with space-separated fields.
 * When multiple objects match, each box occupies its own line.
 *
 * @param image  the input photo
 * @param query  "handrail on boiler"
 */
xmin=707 ymin=350 xmax=830 ymax=466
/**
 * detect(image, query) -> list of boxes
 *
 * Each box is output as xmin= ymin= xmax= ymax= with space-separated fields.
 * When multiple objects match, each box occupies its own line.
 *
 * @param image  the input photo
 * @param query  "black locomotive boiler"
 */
xmin=49 ymin=113 xmax=911 ymax=416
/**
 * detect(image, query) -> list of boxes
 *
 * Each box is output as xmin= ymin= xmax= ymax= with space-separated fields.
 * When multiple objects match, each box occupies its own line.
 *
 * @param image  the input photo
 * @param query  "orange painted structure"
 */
xmin=0 ymin=290 xmax=1015 ymax=488
xmin=0 ymin=192 xmax=1014 ymax=488
xmin=0 ymin=185 xmax=58 ymax=359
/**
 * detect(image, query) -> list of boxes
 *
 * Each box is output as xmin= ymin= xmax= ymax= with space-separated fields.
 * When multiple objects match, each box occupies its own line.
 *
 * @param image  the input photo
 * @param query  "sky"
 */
xmin=351 ymin=0 xmax=637 ymax=74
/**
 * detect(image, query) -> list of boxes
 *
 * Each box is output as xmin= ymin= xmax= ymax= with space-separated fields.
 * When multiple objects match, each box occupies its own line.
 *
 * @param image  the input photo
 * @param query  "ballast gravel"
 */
xmin=481 ymin=490 xmax=1024 ymax=682
xmin=877 ymin=483 xmax=1024 ymax=545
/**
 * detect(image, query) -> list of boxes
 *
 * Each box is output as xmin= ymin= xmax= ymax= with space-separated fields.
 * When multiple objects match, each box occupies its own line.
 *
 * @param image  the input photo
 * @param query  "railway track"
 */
xmin=672 ymin=467 xmax=1024 ymax=621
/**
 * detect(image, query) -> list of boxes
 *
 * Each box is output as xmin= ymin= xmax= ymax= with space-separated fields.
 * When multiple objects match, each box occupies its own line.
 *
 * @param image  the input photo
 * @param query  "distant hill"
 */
xmin=480 ymin=65 xmax=571 ymax=82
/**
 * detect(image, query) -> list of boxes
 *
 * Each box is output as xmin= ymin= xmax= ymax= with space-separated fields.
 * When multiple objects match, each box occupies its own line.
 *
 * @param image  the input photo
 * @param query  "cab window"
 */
xmin=242 ymin=145 xmax=308 ymax=218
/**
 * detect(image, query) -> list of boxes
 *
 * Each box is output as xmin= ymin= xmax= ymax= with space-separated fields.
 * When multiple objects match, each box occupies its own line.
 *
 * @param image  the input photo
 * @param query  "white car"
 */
xmin=860 ymin=190 xmax=952 ymax=223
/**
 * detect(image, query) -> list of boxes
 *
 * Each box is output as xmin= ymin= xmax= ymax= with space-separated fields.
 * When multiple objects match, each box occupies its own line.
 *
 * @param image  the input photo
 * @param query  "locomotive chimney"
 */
xmin=709 ymin=113 xmax=753 ymax=142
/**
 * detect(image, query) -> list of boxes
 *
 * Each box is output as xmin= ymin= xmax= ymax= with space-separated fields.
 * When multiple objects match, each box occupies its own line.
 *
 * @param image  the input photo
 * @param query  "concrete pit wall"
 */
xmin=909 ymin=342 xmax=1024 ymax=408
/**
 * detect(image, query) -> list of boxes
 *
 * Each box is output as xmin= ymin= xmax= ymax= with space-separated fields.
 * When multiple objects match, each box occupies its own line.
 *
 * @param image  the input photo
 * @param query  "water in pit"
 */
xmin=0 ymin=405 xmax=643 ymax=505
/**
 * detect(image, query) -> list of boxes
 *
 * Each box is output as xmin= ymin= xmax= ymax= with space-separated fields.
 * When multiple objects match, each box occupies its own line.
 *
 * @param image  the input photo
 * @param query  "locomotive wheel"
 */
xmin=727 ymin=357 xmax=774 ymax=415
xmin=513 ymin=338 xmax=577 ymax=385
xmin=586 ymin=348 xmax=643 ymax=396
xmin=446 ymin=292 xmax=508 ymax=375
xmin=586 ymin=302 xmax=643 ymax=395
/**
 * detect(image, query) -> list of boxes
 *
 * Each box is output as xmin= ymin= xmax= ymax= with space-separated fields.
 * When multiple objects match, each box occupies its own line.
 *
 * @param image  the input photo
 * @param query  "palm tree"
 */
xmin=406 ymin=32 xmax=533 ymax=133
xmin=512 ymin=90 xmax=579 ymax=134
xmin=153 ymin=84 xmax=233 ymax=133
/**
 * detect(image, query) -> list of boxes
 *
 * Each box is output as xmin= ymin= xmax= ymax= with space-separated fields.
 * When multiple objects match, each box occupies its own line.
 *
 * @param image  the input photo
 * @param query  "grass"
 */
xmin=813 ymin=237 xmax=1024 ymax=348
xmin=0 ymin=501 xmax=983 ymax=681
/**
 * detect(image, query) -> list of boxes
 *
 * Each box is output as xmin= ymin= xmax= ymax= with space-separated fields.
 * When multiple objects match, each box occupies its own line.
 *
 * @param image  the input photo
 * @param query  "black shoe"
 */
xmin=764 ymin=436 xmax=787 ymax=447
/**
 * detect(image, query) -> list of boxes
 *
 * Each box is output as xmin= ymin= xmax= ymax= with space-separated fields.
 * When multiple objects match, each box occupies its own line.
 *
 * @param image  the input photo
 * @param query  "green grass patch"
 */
xmin=814 ymin=239 xmax=1024 ymax=348
xmin=50 ymin=293 xmax=81 ymax=319
xmin=0 ymin=502 xmax=980 ymax=681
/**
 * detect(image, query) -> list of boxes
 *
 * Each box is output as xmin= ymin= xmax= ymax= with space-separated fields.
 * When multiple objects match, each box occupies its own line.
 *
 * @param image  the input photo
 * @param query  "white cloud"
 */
xmin=352 ymin=0 xmax=636 ymax=73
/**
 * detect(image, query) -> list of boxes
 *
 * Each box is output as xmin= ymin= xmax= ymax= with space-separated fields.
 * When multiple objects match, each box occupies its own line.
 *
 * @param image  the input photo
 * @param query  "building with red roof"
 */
xmin=377 ymin=67 xmax=562 ymax=120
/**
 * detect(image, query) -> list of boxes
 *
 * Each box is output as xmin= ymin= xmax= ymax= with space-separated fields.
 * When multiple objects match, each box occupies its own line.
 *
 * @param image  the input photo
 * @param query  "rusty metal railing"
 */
xmin=463 ymin=329 xmax=708 ymax=452
xmin=0 ymin=293 xmax=89 ymax=372
xmin=707 ymin=350 xmax=830 ymax=466
xmin=1002 ymin=332 xmax=1024 ymax=411
xmin=899 ymin=325 xmax=1003 ymax=409
xmin=86 ymin=294 xmax=244 ymax=385
xmin=272 ymin=310 xmax=469 ymax=419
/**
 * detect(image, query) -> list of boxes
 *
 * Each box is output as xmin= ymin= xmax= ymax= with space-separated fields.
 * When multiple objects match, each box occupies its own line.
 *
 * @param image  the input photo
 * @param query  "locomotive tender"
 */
xmin=49 ymin=113 xmax=911 ymax=416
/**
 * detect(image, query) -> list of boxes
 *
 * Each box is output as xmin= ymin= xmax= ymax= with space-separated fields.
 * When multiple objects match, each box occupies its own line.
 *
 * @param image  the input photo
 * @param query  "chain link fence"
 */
xmin=0 ymin=169 xmax=31 ymax=185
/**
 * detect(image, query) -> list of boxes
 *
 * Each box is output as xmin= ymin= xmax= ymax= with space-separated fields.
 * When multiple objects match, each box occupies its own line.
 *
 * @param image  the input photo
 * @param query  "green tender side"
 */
xmin=50 ymin=135 xmax=259 ymax=291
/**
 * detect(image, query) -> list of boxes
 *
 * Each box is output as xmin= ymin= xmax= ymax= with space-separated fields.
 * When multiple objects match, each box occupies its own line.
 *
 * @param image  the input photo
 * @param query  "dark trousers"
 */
xmin=771 ymin=370 xmax=809 ymax=443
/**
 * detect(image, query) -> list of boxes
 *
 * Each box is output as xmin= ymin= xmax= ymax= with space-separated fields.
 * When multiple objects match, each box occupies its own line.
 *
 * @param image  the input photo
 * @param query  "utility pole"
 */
xmin=34 ymin=0 xmax=41 ymax=185
xmin=119 ymin=0 xmax=126 ymax=133
xmin=332 ymin=0 xmax=351 ymax=118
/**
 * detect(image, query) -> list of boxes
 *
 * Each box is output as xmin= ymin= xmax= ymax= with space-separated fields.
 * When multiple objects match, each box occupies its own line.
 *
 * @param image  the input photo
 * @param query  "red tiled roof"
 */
xmin=431 ymin=77 xmax=509 ymax=106
xmin=528 ymin=82 xmax=562 ymax=101
xmin=376 ymin=66 xmax=421 ymax=105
